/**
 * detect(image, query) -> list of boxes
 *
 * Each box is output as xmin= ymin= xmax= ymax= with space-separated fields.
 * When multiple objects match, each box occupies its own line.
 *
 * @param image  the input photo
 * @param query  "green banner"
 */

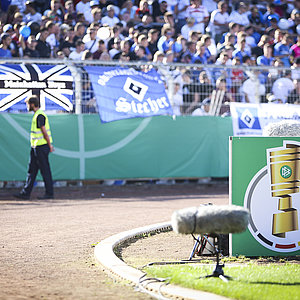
xmin=231 ymin=137 xmax=300 ymax=256
xmin=0 ymin=114 xmax=233 ymax=181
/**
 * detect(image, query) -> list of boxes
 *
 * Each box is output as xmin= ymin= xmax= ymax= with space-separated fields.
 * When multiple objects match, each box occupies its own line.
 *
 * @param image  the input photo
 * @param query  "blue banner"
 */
xmin=0 ymin=64 xmax=74 ymax=112
xmin=84 ymin=66 xmax=173 ymax=123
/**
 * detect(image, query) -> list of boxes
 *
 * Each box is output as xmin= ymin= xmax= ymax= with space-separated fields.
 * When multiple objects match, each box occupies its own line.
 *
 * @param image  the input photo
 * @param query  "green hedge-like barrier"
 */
xmin=0 ymin=114 xmax=233 ymax=181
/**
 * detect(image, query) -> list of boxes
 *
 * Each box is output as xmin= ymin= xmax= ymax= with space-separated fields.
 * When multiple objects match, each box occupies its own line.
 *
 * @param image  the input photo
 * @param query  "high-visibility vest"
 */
xmin=30 ymin=109 xmax=53 ymax=147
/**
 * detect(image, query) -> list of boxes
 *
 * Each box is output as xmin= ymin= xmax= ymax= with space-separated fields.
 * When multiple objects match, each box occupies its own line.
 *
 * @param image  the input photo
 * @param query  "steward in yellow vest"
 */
xmin=14 ymin=95 xmax=54 ymax=200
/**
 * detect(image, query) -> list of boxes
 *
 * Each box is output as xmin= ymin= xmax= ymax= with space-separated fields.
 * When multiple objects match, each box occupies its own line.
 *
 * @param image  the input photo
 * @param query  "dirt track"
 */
xmin=0 ymin=183 xmax=228 ymax=299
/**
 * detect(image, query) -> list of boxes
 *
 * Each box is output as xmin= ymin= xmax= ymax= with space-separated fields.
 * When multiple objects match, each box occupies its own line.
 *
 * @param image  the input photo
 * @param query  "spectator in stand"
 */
xmin=24 ymin=0 xmax=42 ymax=24
xmin=152 ymin=0 xmax=168 ymax=24
xmin=64 ymin=0 xmax=77 ymax=20
xmin=228 ymin=2 xmax=250 ymax=27
xmin=12 ymin=12 xmax=24 ymax=25
xmin=287 ymin=80 xmax=300 ymax=104
xmin=172 ymin=82 xmax=183 ymax=116
xmin=45 ymin=21 xmax=59 ymax=57
xmin=241 ymin=71 xmax=266 ymax=103
xmin=10 ymin=0 xmax=26 ymax=13
xmin=272 ymin=70 xmax=295 ymax=103
xmin=134 ymin=0 xmax=150 ymax=22
xmin=244 ymin=25 xmax=256 ymax=48
xmin=73 ymin=22 xmax=86 ymax=44
xmin=120 ymin=0 xmax=136 ymax=20
xmin=153 ymin=50 xmax=165 ymax=63
xmin=43 ymin=0 xmax=64 ymax=24
xmin=251 ymin=34 xmax=270 ymax=58
xmin=232 ymin=38 xmax=251 ymax=63
xmin=291 ymin=57 xmax=300 ymax=81
xmin=107 ymin=25 xmax=124 ymax=51
xmin=274 ymin=33 xmax=293 ymax=67
xmin=290 ymin=35 xmax=300 ymax=63
xmin=0 ymin=33 xmax=12 ymax=58
xmin=157 ymin=24 xmax=174 ymax=53
xmin=289 ymin=9 xmax=300 ymax=35
xmin=69 ymin=39 xmax=85 ymax=60
xmin=217 ymin=32 xmax=235 ymax=51
xmin=192 ymin=42 xmax=207 ymax=64
xmin=257 ymin=43 xmax=274 ymax=66
xmin=263 ymin=3 xmax=280 ymax=27
xmin=209 ymin=1 xmax=229 ymax=43
xmin=248 ymin=6 xmax=265 ymax=37
xmin=174 ymin=0 xmax=189 ymax=33
xmin=93 ymin=39 xmax=106 ymax=59
xmin=147 ymin=28 xmax=159 ymax=57
xmin=219 ymin=22 xmax=239 ymax=45
xmin=90 ymin=7 xmax=102 ymax=25
xmin=135 ymin=14 xmax=154 ymax=32
xmin=230 ymin=57 xmax=244 ymax=101
xmin=181 ymin=17 xmax=197 ymax=41
xmin=108 ymin=37 xmax=121 ymax=59
xmin=119 ymin=39 xmax=136 ymax=61
xmin=6 ymin=5 xmax=19 ymax=25
xmin=83 ymin=26 xmax=99 ymax=53
xmin=2 ymin=24 xmax=18 ymax=57
xmin=59 ymin=26 xmax=76 ymax=57
xmin=193 ymin=70 xmax=214 ymax=105
xmin=84 ymin=1 xmax=100 ymax=24
xmin=134 ymin=45 xmax=148 ymax=61
xmin=36 ymin=27 xmax=51 ymax=58
xmin=76 ymin=0 xmax=90 ymax=14
xmin=186 ymin=0 xmax=209 ymax=34
xmin=101 ymin=5 xmax=120 ymax=28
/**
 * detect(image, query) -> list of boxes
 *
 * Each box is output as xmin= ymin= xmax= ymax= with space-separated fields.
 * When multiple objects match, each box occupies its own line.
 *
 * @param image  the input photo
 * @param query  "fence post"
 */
xmin=68 ymin=63 xmax=82 ymax=114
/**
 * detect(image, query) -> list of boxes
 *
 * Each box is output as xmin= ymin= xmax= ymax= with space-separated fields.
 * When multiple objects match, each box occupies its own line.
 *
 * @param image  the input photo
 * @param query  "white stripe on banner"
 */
xmin=230 ymin=103 xmax=300 ymax=136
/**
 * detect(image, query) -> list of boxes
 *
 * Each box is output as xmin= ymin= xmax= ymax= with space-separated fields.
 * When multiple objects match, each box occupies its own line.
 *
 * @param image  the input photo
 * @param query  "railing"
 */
xmin=0 ymin=58 xmax=298 ymax=115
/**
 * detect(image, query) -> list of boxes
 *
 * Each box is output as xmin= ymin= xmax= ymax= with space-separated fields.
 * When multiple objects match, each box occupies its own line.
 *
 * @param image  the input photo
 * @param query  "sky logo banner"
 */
xmin=0 ymin=64 xmax=74 ymax=112
xmin=85 ymin=66 xmax=173 ymax=123
xmin=230 ymin=103 xmax=300 ymax=136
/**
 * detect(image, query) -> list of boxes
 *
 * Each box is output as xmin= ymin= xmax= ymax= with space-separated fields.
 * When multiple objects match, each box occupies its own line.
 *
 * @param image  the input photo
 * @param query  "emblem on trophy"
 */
xmin=267 ymin=141 xmax=299 ymax=238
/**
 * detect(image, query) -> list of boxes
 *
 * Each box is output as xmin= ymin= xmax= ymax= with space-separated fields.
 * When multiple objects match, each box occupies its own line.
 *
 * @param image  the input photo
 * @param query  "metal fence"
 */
xmin=1 ymin=58 xmax=299 ymax=115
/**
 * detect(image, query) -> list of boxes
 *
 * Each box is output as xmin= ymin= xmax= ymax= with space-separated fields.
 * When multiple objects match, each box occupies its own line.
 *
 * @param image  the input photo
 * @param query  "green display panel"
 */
xmin=230 ymin=137 xmax=300 ymax=256
xmin=0 ymin=114 xmax=233 ymax=181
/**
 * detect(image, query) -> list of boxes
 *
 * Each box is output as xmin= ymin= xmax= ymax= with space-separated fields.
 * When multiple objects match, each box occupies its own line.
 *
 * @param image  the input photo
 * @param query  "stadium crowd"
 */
xmin=0 ymin=0 xmax=299 ymax=114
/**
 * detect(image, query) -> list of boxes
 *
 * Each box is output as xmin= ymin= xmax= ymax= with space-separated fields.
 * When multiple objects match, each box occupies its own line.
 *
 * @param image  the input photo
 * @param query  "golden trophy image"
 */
xmin=268 ymin=141 xmax=299 ymax=238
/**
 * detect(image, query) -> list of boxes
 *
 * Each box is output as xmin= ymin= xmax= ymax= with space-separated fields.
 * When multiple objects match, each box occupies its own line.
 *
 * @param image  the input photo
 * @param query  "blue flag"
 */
xmin=0 ymin=64 xmax=74 ymax=112
xmin=84 ymin=66 xmax=173 ymax=123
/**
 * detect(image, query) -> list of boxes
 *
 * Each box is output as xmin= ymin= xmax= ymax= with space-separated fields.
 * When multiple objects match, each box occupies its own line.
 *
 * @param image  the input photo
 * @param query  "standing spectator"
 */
xmin=120 ymin=0 xmax=136 ymax=20
xmin=10 ymin=0 xmax=26 ymax=13
xmin=73 ymin=22 xmax=86 ymax=44
xmin=69 ymin=39 xmax=85 ymax=60
xmin=232 ymin=38 xmax=251 ymax=62
xmin=272 ymin=70 xmax=295 ymax=103
xmin=228 ymin=2 xmax=249 ymax=27
xmin=59 ymin=27 xmax=76 ymax=57
xmin=186 ymin=0 xmax=209 ymax=34
xmin=108 ymin=37 xmax=121 ymax=59
xmin=274 ymin=33 xmax=292 ymax=67
xmin=263 ymin=3 xmax=280 ymax=27
xmin=101 ymin=5 xmax=119 ymax=28
xmin=12 ymin=12 xmax=24 ymax=25
xmin=93 ymin=39 xmax=106 ymax=59
xmin=181 ymin=17 xmax=198 ymax=40
xmin=287 ymin=80 xmax=300 ymax=104
xmin=241 ymin=71 xmax=266 ymax=103
xmin=290 ymin=35 xmax=300 ymax=63
xmin=291 ymin=57 xmax=300 ymax=81
xmin=231 ymin=57 xmax=244 ymax=101
xmin=194 ymin=70 xmax=214 ymax=105
xmin=172 ymin=82 xmax=183 ymax=116
xmin=174 ymin=0 xmax=189 ymax=33
xmin=83 ymin=1 xmax=99 ymax=24
xmin=23 ymin=34 xmax=39 ymax=57
xmin=209 ymin=1 xmax=229 ymax=43
xmin=24 ymin=0 xmax=42 ymax=24
xmin=45 ymin=21 xmax=59 ymax=57
xmin=0 ymin=34 xmax=12 ymax=58
xmin=248 ymin=6 xmax=264 ymax=39
xmin=36 ymin=27 xmax=51 ymax=58
xmin=43 ymin=0 xmax=64 ymax=24
xmin=76 ymin=0 xmax=90 ymax=14
xmin=134 ymin=0 xmax=150 ymax=22
xmin=157 ymin=24 xmax=174 ymax=53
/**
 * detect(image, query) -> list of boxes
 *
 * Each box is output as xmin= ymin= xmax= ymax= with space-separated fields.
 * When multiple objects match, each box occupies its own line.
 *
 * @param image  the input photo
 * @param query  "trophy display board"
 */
xmin=230 ymin=137 xmax=300 ymax=256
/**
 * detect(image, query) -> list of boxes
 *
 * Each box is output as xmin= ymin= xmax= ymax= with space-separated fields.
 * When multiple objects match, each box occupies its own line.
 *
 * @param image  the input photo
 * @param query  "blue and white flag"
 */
xmin=84 ymin=66 xmax=173 ymax=123
xmin=0 ymin=64 xmax=74 ymax=112
xmin=230 ymin=103 xmax=300 ymax=136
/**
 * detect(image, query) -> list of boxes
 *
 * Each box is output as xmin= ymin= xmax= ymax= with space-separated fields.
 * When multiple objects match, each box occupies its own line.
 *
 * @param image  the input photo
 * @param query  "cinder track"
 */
xmin=0 ymin=183 xmax=228 ymax=300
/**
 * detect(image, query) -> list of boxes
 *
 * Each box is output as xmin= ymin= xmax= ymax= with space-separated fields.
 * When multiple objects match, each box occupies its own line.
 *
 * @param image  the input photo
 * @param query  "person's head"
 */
xmin=56 ymin=50 xmax=65 ymax=58
xmin=92 ymin=7 xmax=102 ymax=22
xmin=196 ymin=41 xmax=206 ymax=55
xmin=99 ymin=51 xmax=111 ymax=61
xmin=25 ymin=1 xmax=36 ymax=13
xmin=135 ymin=45 xmax=146 ymax=58
xmin=38 ymin=27 xmax=49 ymax=41
xmin=263 ymin=43 xmax=273 ymax=56
xmin=216 ymin=77 xmax=226 ymax=90
xmin=229 ymin=22 xmax=239 ymax=34
xmin=164 ymin=50 xmax=174 ymax=63
xmin=219 ymin=51 xmax=229 ymax=64
xmin=50 ymin=0 xmax=61 ymax=11
xmin=82 ymin=49 xmax=93 ymax=60
xmin=98 ymin=39 xmax=106 ymax=51
xmin=153 ymin=50 xmax=164 ymax=63
xmin=148 ymin=28 xmax=159 ymax=41
xmin=0 ymin=33 xmax=12 ymax=47
xmin=238 ymin=2 xmax=247 ymax=13
xmin=13 ymin=12 xmax=24 ymax=24
xmin=113 ymin=37 xmax=121 ymax=49
xmin=27 ymin=35 xmax=37 ymax=49
xmin=26 ymin=95 xmax=39 ymax=111
xmin=87 ymin=26 xmax=97 ymax=39
xmin=199 ymin=71 xmax=209 ymax=83
xmin=139 ymin=0 xmax=148 ymax=10
xmin=201 ymin=34 xmax=211 ymax=46
xmin=218 ymin=1 xmax=228 ymax=12
xmin=65 ymin=0 xmax=74 ymax=12
xmin=138 ymin=34 xmax=148 ymax=47
xmin=232 ymin=57 xmax=240 ymax=65
xmin=107 ymin=5 xmax=115 ymax=18
xmin=159 ymin=1 xmax=168 ymax=12
xmin=274 ymin=29 xmax=283 ymax=42
xmin=74 ymin=22 xmax=86 ymax=36
xmin=75 ymin=39 xmax=85 ymax=52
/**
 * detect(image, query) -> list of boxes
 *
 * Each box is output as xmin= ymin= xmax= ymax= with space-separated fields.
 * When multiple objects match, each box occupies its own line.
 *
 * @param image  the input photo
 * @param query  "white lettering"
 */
xmin=115 ymin=97 xmax=131 ymax=112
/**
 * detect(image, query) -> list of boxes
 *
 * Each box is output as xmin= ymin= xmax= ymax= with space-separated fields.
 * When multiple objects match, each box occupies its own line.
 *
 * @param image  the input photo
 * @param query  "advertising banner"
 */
xmin=85 ymin=66 xmax=173 ymax=123
xmin=230 ymin=103 xmax=300 ymax=136
xmin=0 ymin=64 xmax=74 ymax=112
xmin=230 ymin=137 xmax=300 ymax=256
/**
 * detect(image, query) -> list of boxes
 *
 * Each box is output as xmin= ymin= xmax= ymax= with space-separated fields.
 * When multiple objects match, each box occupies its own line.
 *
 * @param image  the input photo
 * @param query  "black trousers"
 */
xmin=22 ymin=144 xmax=53 ymax=196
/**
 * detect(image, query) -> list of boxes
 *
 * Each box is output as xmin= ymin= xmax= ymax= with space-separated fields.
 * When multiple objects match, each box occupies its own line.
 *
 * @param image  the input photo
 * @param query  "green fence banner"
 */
xmin=230 ymin=137 xmax=300 ymax=256
xmin=0 ymin=114 xmax=232 ymax=181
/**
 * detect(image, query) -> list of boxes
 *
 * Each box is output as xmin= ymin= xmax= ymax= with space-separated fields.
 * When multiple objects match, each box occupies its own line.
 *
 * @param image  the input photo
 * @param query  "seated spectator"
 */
xmin=228 ymin=2 xmax=250 ymax=27
xmin=241 ymin=71 xmax=266 ymax=103
xmin=263 ymin=3 xmax=280 ymax=27
xmin=23 ymin=35 xmax=39 ymax=57
xmin=153 ymin=50 xmax=165 ymax=64
xmin=186 ymin=0 xmax=209 ymax=34
xmin=83 ymin=26 xmax=99 ymax=54
xmin=290 ymin=35 xmax=300 ymax=63
xmin=101 ymin=5 xmax=120 ymax=28
xmin=181 ymin=17 xmax=198 ymax=40
xmin=164 ymin=11 xmax=176 ymax=28
xmin=201 ymin=34 xmax=216 ymax=63
xmin=244 ymin=26 xmax=256 ymax=48
xmin=209 ymin=1 xmax=229 ymax=43
xmin=232 ymin=38 xmax=251 ymax=62
xmin=69 ymin=39 xmax=85 ymax=60
xmin=90 ymin=7 xmax=102 ymax=25
xmin=134 ymin=0 xmax=150 ymax=22
xmin=24 ymin=0 xmax=42 ymax=24
xmin=152 ymin=0 xmax=168 ymax=24
xmin=274 ymin=33 xmax=293 ymax=67
xmin=148 ymin=29 xmax=159 ymax=56
xmin=93 ymin=39 xmax=107 ymax=59
xmin=83 ymin=1 xmax=99 ymax=24
xmin=217 ymin=32 xmax=235 ymax=51
xmin=36 ymin=27 xmax=51 ymax=58
xmin=81 ymin=49 xmax=93 ymax=60
xmin=272 ymin=70 xmax=295 ymax=103
xmin=107 ymin=25 xmax=124 ymax=51
xmin=118 ymin=39 xmax=136 ymax=61
xmin=0 ymin=34 xmax=12 ymax=58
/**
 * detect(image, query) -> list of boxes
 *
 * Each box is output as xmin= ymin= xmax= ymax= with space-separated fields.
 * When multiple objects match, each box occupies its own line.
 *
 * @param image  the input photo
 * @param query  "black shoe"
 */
xmin=37 ymin=194 xmax=54 ymax=200
xmin=13 ymin=193 xmax=30 ymax=200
